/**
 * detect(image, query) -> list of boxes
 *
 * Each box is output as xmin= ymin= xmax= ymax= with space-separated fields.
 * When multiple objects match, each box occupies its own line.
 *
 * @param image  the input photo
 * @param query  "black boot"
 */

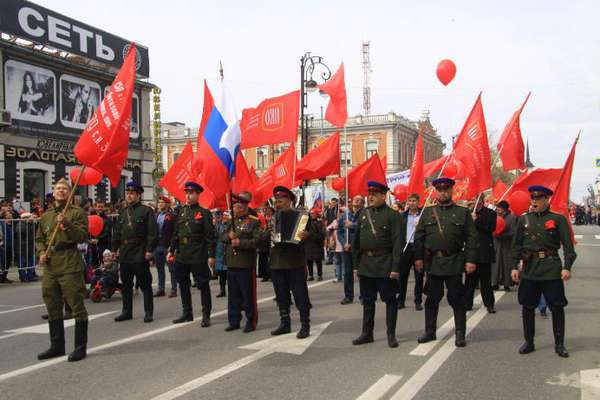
xmin=115 ymin=290 xmax=133 ymax=322
xmin=173 ymin=286 xmax=193 ymax=324
xmin=352 ymin=304 xmax=375 ymax=345
xmin=271 ymin=307 xmax=291 ymax=336
xmin=38 ymin=319 xmax=65 ymax=360
xmin=519 ymin=307 xmax=535 ymax=354
xmin=552 ymin=307 xmax=569 ymax=358
xmin=454 ymin=308 xmax=467 ymax=347
xmin=200 ymin=285 xmax=212 ymax=327
xmin=417 ymin=306 xmax=438 ymax=343
xmin=143 ymin=288 xmax=154 ymax=323
xmin=297 ymin=311 xmax=310 ymax=339
xmin=200 ymin=307 xmax=211 ymax=328
xmin=68 ymin=320 xmax=88 ymax=362
xmin=386 ymin=302 xmax=399 ymax=348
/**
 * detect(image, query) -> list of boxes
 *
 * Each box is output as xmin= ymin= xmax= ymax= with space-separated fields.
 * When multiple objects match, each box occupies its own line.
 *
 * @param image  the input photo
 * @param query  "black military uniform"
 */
xmin=464 ymin=201 xmax=497 ymax=313
xmin=221 ymin=194 xmax=262 ymax=332
xmin=169 ymin=182 xmax=216 ymax=327
xmin=512 ymin=185 xmax=576 ymax=358
xmin=414 ymin=177 xmax=478 ymax=347
xmin=352 ymin=182 xmax=405 ymax=348
xmin=113 ymin=182 xmax=158 ymax=323
xmin=269 ymin=186 xmax=312 ymax=339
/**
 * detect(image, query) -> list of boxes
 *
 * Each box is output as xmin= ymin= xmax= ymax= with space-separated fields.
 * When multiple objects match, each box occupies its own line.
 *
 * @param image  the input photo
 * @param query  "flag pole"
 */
xmin=41 ymin=165 xmax=87 ymax=265
xmin=344 ymin=124 xmax=349 ymax=245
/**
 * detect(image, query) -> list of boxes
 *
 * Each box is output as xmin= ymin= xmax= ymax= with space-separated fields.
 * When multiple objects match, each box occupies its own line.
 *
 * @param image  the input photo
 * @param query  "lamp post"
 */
xmin=300 ymin=52 xmax=331 ymax=157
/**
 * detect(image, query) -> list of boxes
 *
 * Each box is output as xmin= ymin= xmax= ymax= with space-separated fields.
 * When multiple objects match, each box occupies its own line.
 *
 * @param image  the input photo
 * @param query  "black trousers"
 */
xmin=307 ymin=259 xmax=323 ymax=278
xmin=518 ymin=278 xmax=568 ymax=309
xmin=359 ymin=276 xmax=398 ymax=334
xmin=227 ymin=268 xmax=257 ymax=328
xmin=464 ymin=263 xmax=495 ymax=309
xmin=120 ymin=262 xmax=153 ymax=314
xmin=397 ymin=245 xmax=424 ymax=305
xmin=258 ymin=252 xmax=270 ymax=279
xmin=271 ymin=267 xmax=311 ymax=315
xmin=175 ymin=262 xmax=212 ymax=314
xmin=424 ymin=273 xmax=466 ymax=332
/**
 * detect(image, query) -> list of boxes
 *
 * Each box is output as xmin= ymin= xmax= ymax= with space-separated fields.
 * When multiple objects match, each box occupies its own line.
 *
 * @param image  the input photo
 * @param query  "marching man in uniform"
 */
xmin=512 ymin=185 xmax=576 ymax=358
xmin=36 ymin=178 xmax=89 ymax=362
xmin=352 ymin=181 xmax=405 ymax=348
xmin=168 ymin=182 xmax=216 ymax=327
xmin=414 ymin=177 xmax=478 ymax=347
xmin=221 ymin=194 xmax=262 ymax=333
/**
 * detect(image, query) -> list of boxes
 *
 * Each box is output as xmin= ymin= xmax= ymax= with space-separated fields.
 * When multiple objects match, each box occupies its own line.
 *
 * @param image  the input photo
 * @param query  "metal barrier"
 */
xmin=0 ymin=218 xmax=40 ymax=281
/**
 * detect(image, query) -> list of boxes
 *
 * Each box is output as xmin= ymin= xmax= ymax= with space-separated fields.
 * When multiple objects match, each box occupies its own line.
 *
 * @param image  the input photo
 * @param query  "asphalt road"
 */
xmin=0 ymin=225 xmax=599 ymax=400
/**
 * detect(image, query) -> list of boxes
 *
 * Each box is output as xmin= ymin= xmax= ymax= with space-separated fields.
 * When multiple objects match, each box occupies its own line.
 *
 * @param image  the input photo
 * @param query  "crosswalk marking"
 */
xmin=356 ymin=374 xmax=403 ymax=400
xmin=574 ymin=235 xmax=583 ymax=239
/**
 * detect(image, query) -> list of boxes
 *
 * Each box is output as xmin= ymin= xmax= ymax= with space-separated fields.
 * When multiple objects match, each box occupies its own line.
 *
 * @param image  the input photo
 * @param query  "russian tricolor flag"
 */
xmin=196 ymin=80 xmax=241 ymax=198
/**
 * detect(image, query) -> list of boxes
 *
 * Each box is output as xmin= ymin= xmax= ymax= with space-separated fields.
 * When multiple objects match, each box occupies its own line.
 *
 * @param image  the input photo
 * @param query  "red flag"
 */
xmin=251 ymin=143 xmax=300 ymax=206
xmin=503 ymin=168 xmax=563 ymax=215
xmin=497 ymin=92 xmax=530 ymax=171
xmin=550 ymin=135 xmax=579 ymax=241
xmin=453 ymin=93 xmax=492 ymax=195
xmin=347 ymin=154 xmax=386 ymax=198
xmin=159 ymin=141 xmax=196 ymax=203
xmin=423 ymin=155 xmax=449 ymax=177
xmin=318 ymin=64 xmax=348 ymax=128
xmin=240 ymin=91 xmax=300 ymax=149
xmin=74 ymin=44 xmax=136 ymax=187
xmin=491 ymin=180 xmax=508 ymax=202
xmin=296 ymin=132 xmax=340 ymax=180
xmin=193 ymin=81 xmax=215 ymax=174
xmin=407 ymin=128 xmax=425 ymax=199
xmin=231 ymin=151 xmax=258 ymax=193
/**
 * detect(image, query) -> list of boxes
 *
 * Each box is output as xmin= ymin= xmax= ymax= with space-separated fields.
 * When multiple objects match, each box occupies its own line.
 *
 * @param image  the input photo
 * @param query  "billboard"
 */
xmin=0 ymin=0 xmax=149 ymax=77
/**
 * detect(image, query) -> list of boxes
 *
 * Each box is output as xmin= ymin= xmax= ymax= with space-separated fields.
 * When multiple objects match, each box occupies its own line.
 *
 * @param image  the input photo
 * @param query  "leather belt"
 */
xmin=51 ymin=244 xmax=77 ymax=252
xmin=362 ymin=249 xmax=391 ymax=257
xmin=123 ymin=238 xmax=143 ymax=245
xmin=179 ymin=236 xmax=202 ymax=245
xmin=531 ymin=249 xmax=558 ymax=259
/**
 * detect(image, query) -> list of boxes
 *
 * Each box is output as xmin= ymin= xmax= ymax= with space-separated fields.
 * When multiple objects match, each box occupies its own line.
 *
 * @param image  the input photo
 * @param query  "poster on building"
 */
xmin=4 ymin=59 xmax=56 ymax=124
xmin=60 ymin=74 xmax=101 ymax=129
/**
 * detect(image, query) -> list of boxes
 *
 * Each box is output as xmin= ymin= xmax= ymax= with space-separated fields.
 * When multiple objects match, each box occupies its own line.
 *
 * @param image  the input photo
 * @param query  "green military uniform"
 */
xmin=352 ymin=191 xmax=406 ymax=348
xmin=512 ymin=199 xmax=576 ymax=357
xmin=169 ymin=203 xmax=215 ymax=325
xmin=414 ymin=200 xmax=478 ymax=346
xmin=112 ymin=200 xmax=158 ymax=321
xmin=221 ymin=212 xmax=262 ymax=331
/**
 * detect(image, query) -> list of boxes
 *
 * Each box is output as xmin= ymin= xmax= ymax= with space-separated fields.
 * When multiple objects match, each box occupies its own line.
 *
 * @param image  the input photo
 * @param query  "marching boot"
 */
xmin=271 ymin=307 xmax=291 ymax=336
xmin=454 ymin=309 xmax=467 ymax=347
xmin=68 ymin=319 xmax=88 ymax=362
xmin=115 ymin=290 xmax=133 ymax=322
xmin=519 ymin=307 xmax=536 ymax=354
xmin=352 ymin=304 xmax=375 ymax=345
xmin=297 ymin=310 xmax=310 ymax=339
xmin=386 ymin=302 xmax=399 ymax=348
xmin=417 ymin=306 xmax=438 ymax=343
xmin=552 ymin=307 xmax=569 ymax=358
xmin=243 ymin=311 xmax=256 ymax=333
xmin=143 ymin=290 xmax=154 ymax=323
xmin=38 ymin=319 xmax=65 ymax=360
xmin=173 ymin=288 xmax=194 ymax=324
xmin=200 ymin=306 xmax=211 ymax=328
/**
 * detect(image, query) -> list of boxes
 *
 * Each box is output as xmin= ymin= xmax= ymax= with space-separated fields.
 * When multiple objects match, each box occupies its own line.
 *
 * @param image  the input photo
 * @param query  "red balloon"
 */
xmin=70 ymin=167 xmax=103 ymax=186
xmin=493 ymin=215 xmax=506 ymax=236
xmin=88 ymin=215 xmax=104 ymax=237
xmin=331 ymin=177 xmax=345 ymax=192
xmin=436 ymin=59 xmax=457 ymax=86
xmin=508 ymin=190 xmax=530 ymax=216
xmin=393 ymin=184 xmax=408 ymax=201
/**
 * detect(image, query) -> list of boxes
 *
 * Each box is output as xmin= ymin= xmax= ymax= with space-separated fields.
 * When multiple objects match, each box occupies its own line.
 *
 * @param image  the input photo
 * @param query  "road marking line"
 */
xmin=409 ymin=292 xmax=505 ymax=357
xmin=0 ymin=333 xmax=21 ymax=341
xmin=577 ymin=244 xmax=600 ymax=247
xmin=574 ymin=235 xmax=583 ymax=239
xmin=356 ymin=374 xmax=403 ymax=400
xmin=581 ymin=368 xmax=600 ymax=400
xmin=0 ymin=304 xmax=45 ymax=315
xmin=0 ymin=279 xmax=333 ymax=383
xmin=595 ymin=235 xmax=600 ymax=240
xmin=2 ymin=311 xmax=118 ymax=337
xmin=390 ymin=293 xmax=504 ymax=400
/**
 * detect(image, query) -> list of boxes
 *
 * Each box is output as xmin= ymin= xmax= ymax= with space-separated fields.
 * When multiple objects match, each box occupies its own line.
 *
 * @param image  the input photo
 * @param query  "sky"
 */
xmin=41 ymin=0 xmax=600 ymax=202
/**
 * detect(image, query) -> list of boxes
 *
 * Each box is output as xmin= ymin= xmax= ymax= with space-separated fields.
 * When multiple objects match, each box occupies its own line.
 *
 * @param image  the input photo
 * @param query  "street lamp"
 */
xmin=300 ymin=52 xmax=331 ymax=157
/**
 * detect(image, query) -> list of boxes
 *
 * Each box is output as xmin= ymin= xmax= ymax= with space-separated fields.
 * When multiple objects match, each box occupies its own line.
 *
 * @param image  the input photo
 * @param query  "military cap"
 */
xmin=432 ymin=177 xmax=455 ymax=188
xmin=184 ymin=181 xmax=204 ymax=193
xmin=231 ymin=193 xmax=250 ymax=205
xmin=367 ymin=181 xmax=390 ymax=193
xmin=126 ymin=181 xmax=144 ymax=193
xmin=55 ymin=177 xmax=72 ymax=190
xmin=528 ymin=185 xmax=553 ymax=197
xmin=273 ymin=186 xmax=296 ymax=202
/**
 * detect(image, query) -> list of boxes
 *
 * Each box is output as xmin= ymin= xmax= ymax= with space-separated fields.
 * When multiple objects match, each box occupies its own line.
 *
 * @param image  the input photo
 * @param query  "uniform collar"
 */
xmin=438 ymin=201 xmax=455 ymax=209
xmin=533 ymin=206 xmax=550 ymax=217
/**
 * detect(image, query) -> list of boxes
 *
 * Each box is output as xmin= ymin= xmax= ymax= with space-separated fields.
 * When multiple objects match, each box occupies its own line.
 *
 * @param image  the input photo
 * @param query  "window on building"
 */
xmin=257 ymin=146 xmax=269 ymax=169
xmin=341 ymin=142 xmax=352 ymax=165
xmin=173 ymin=153 xmax=181 ymax=163
xmin=365 ymin=141 xmax=378 ymax=159
xmin=273 ymin=144 xmax=290 ymax=159
xmin=23 ymin=169 xmax=45 ymax=203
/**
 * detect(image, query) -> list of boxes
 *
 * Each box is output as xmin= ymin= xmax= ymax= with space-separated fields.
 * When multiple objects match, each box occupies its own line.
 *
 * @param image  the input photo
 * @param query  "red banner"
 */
xmin=497 ymin=92 xmax=530 ymax=171
xmin=240 ymin=91 xmax=299 ymax=149
xmin=74 ymin=44 xmax=136 ymax=187
xmin=159 ymin=141 xmax=196 ymax=203
xmin=296 ymin=132 xmax=340 ymax=180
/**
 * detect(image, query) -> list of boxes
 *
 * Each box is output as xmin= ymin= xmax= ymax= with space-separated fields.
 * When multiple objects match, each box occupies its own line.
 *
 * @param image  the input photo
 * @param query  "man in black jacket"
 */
xmin=398 ymin=193 xmax=425 ymax=311
xmin=155 ymin=196 xmax=177 ymax=297
xmin=464 ymin=198 xmax=497 ymax=313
